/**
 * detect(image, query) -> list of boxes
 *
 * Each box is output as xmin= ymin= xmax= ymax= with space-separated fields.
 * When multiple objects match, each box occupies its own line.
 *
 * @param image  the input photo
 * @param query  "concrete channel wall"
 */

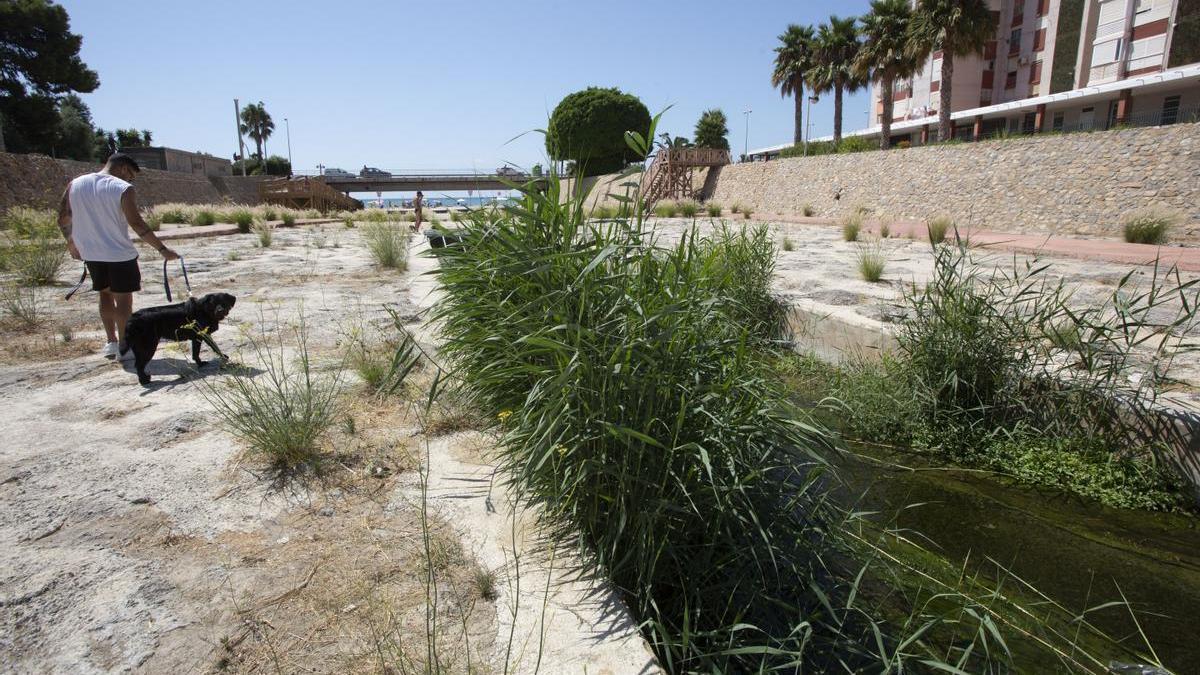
xmin=569 ymin=123 xmax=1200 ymax=243
xmin=711 ymin=123 xmax=1200 ymax=243
xmin=0 ymin=151 xmax=271 ymax=212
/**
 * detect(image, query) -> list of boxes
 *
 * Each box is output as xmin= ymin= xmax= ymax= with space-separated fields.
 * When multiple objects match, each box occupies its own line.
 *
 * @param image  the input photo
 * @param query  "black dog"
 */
xmin=121 ymin=293 xmax=237 ymax=385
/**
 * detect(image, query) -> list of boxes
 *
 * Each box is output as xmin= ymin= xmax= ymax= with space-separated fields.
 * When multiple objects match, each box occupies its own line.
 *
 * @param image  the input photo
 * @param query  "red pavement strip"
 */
xmin=772 ymin=215 xmax=1200 ymax=273
xmin=152 ymin=214 xmax=1200 ymax=273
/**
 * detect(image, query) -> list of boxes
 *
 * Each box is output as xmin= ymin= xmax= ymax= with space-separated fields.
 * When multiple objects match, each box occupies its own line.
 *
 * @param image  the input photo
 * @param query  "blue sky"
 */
xmin=59 ymin=0 xmax=874 ymax=174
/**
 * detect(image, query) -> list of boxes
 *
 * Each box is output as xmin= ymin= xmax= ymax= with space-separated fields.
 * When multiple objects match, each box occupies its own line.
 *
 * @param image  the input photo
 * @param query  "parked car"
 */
xmin=495 ymin=166 xmax=525 ymax=177
xmin=323 ymin=167 xmax=353 ymax=178
xmin=360 ymin=166 xmax=392 ymax=178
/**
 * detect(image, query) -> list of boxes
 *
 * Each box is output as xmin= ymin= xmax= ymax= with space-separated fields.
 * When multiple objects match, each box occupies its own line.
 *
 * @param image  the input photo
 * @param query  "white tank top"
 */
xmin=68 ymin=173 xmax=138 ymax=262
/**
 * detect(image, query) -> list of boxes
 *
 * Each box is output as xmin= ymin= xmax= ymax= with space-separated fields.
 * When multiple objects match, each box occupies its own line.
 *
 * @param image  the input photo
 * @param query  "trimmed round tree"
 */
xmin=546 ymin=87 xmax=651 ymax=176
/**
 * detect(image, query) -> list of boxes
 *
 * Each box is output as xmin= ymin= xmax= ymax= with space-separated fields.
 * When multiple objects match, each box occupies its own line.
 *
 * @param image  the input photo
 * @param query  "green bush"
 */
xmin=545 ymin=87 xmax=651 ymax=176
xmin=281 ymin=212 xmax=296 ymax=227
xmin=1123 ymin=209 xmax=1176 ymax=245
xmin=802 ymin=204 xmax=816 ymax=217
xmin=191 ymin=209 xmax=216 ymax=227
xmin=677 ymin=199 xmax=699 ymax=218
xmin=361 ymin=222 xmax=409 ymax=270
xmin=817 ymin=244 xmax=1198 ymax=510
xmin=705 ymin=202 xmax=722 ymax=217
xmin=730 ymin=203 xmax=742 ymax=214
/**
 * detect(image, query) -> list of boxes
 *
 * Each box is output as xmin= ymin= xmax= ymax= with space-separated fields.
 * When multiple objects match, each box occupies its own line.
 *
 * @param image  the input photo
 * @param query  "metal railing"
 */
xmin=967 ymin=105 xmax=1199 ymax=142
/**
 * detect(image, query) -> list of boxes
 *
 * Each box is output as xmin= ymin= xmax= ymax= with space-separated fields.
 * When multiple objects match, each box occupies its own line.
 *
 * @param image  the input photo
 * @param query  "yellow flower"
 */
xmin=497 ymin=410 xmax=513 ymax=422
xmin=553 ymin=444 xmax=568 ymax=457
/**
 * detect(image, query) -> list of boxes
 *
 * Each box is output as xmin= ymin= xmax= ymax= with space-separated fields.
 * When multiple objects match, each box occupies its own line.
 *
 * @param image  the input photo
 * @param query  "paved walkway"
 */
xmin=155 ymin=218 xmax=339 ymax=242
xmin=773 ymin=215 xmax=1200 ymax=272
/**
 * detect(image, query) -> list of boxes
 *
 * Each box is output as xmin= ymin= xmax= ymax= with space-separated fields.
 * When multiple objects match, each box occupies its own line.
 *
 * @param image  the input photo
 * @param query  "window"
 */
xmin=1033 ymin=28 xmax=1047 ymax=51
xmin=1037 ymin=0 xmax=1051 ymax=17
xmin=1135 ymin=0 xmax=1153 ymax=13
xmin=1162 ymin=95 xmax=1181 ymax=124
xmin=1010 ymin=28 xmax=1022 ymax=55
xmin=1052 ymin=111 xmax=1065 ymax=131
xmin=1029 ymin=60 xmax=1043 ymax=84
xmin=1006 ymin=70 xmax=1018 ymax=88
xmin=1022 ymin=112 xmax=1038 ymax=133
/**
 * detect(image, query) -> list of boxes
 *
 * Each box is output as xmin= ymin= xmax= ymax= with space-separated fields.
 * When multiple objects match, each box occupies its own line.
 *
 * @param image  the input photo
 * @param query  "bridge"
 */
xmin=313 ymin=173 xmax=549 ymax=194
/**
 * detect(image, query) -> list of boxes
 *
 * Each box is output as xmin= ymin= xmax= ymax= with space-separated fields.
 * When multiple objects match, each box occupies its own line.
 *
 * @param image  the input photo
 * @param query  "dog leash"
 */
xmin=163 ymin=257 xmax=191 ymax=302
xmin=64 ymin=266 xmax=88 ymax=300
xmin=65 ymin=257 xmax=191 ymax=301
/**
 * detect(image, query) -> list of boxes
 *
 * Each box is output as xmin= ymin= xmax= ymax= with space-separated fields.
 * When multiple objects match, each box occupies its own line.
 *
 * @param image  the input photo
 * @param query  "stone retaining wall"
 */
xmin=0 ymin=151 xmax=271 ymax=213
xmin=710 ymin=123 xmax=1200 ymax=241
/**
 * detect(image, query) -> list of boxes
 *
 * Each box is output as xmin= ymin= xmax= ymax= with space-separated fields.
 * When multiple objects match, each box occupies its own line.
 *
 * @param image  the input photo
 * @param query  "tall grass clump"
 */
xmin=204 ymin=313 xmax=343 ymax=470
xmin=346 ymin=307 xmax=420 ymax=397
xmin=361 ymin=222 xmax=409 ymax=270
xmin=1 ymin=208 xmax=66 ymax=285
xmin=1123 ymin=209 xmax=1176 ymax=245
xmin=926 ymin=215 xmax=952 ymax=245
xmin=281 ymin=212 xmax=296 ymax=227
xmin=191 ymin=209 xmax=216 ymax=227
xmin=427 ymin=128 xmax=1135 ymax=669
xmin=0 ymin=282 xmax=43 ymax=328
xmin=841 ymin=209 xmax=864 ymax=241
xmin=230 ymin=208 xmax=255 ymax=234
xmin=252 ymin=220 xmax=273 ymax=247
xmin=802 ymin=204 xmax=816 ymax=217
xmin=705 ymin=202 xmax=722 ymax=217
xmin=155 ymin=205 xmax=189 ymax=226
xmin=677 ymin=199 xmax=699 ymax=218
xmin=855 ymin=238 xmax=886 ymax=282
xmin=589 ymin=204 xmax=618 ymax=220
xmin=652 ymin=200 xmax=678 ymax=218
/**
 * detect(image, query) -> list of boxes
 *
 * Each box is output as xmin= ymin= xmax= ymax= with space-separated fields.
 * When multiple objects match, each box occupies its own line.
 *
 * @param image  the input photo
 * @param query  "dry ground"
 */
xmin=0 ymin=223 xmax=654 ymax=674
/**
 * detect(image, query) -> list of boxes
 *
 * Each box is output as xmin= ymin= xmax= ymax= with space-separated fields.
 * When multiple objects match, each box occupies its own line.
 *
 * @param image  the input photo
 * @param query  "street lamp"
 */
xmin=804 ymin=95 xmax=819 ymax=156
xmin=284 ymin=118 xmax=293 ymax=176
xmin=742 ymin=109 xmax=752 ymax=162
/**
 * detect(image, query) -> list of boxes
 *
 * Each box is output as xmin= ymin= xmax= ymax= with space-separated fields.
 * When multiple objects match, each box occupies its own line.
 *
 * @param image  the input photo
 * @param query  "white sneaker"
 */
xmin=101 ymin=342 xmax=119 ymax=359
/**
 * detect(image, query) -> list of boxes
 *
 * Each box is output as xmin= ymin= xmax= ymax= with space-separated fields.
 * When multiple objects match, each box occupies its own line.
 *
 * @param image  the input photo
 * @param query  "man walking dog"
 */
xmin=56 ymin=153 xmax=179 ymax=359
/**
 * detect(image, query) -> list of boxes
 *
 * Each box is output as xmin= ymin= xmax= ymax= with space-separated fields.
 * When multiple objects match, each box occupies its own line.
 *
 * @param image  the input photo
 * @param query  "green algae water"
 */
xmin=833 ymin=444 xmax=1200 ymax=673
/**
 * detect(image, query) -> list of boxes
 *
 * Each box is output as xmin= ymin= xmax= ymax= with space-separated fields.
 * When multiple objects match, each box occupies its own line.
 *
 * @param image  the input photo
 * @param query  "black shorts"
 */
xmin=86 ymin=258 xmax=141 ymax=293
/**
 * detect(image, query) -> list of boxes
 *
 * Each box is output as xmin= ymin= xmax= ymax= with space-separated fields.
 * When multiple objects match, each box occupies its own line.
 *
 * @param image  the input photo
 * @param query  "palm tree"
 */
xmin=239 ymin=101 xmax=275 ymax=161
xmin=809 ymin=16 xmax=865 ymax=146
xmin=855 ymin=0 xmax=920 ymax=150
xmin=771 ymin=24 xmax=817 ymax=146
xmin=908 ymin=0 xmax=995 ymax=142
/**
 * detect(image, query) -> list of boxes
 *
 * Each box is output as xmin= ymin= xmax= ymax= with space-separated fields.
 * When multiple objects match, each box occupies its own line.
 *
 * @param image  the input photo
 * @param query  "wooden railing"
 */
xmin=640 ymin=147 xmax=731 ymax=205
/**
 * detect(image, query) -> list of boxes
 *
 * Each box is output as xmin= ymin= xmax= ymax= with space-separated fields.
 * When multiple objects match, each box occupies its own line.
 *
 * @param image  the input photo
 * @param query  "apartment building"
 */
xmin=874 ymin=0 xmax=1200 ymax=140
xmin=753 ymin=0 xmax=1198 ymax=154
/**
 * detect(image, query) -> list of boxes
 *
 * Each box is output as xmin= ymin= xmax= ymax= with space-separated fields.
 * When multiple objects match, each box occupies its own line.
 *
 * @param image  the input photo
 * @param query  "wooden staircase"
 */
xmin=259 ymin=176 xmax=361 ymax=212
xmin=640 ymin=147 xmax=731 ymax=207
